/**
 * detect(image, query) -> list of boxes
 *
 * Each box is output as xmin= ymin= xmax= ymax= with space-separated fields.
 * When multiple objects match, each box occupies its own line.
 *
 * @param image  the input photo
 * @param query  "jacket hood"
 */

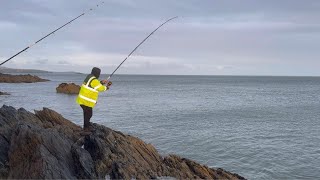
xmin=91 ymin=67 xmax=101 ymax=78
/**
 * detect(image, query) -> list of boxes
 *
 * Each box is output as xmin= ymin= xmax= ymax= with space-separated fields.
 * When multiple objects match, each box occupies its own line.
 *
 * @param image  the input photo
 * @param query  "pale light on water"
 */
xmin=1 ymin=73 xmax=320 ymax=179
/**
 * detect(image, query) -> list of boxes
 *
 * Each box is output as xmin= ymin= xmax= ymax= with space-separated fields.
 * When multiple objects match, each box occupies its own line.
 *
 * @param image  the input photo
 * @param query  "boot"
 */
xmin=80 ymin=126 xmax=93 ymax=136
xmin=80 ymin=130 xmax=91 ymax=136
xmin=85 ymin=125 xmax=96 ymax=132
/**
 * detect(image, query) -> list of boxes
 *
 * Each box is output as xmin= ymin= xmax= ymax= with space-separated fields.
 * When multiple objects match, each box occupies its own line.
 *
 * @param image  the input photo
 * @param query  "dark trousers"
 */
xmin=80 ymin=105 xmax=93 ymax=129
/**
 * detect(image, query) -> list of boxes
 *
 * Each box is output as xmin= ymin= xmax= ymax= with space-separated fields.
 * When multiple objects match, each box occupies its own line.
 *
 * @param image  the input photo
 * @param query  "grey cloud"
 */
xmin=1 ymin=0 xmax=320 ymax=76
xmin=57 ymin=60 xmax=70 ymax=65
xmin=35 ymin=59 xmax=49 ymax=64
xmin=0 ymin=21 xmax=18 ymax=29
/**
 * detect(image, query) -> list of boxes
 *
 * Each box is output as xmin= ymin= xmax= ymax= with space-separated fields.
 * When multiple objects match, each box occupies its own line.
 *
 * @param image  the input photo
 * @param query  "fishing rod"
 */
xmin=0 ymin=1 xmax=105 ymax=66
xmin=107 ymin=16 xmax=178 ymax=80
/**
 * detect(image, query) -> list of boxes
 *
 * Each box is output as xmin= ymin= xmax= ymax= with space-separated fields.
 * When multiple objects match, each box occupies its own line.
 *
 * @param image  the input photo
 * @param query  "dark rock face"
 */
xmin=8 ymin=123 xmax=76 ymax=179
xmin=0 ymin=105 xmax=245 ymax=179
xmin=0 ymin=73 xmax=49 ymax=83
xmin=0 ymin=92 xmax=10 ymax=95
xmin=56 ymin=83 xmax=80 ymax=94
xmin=0 ymin=106 xmax=82 ymax=179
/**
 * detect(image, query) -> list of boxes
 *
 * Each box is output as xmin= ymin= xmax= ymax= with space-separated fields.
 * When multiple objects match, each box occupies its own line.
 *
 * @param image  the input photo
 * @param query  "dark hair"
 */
xmin=91 ymin=67 xmax=101 ymax=78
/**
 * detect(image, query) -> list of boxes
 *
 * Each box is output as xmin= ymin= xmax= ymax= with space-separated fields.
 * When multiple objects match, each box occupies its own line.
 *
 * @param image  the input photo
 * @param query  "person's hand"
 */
xmin=100 ymin=79 xmax=108 ymax=85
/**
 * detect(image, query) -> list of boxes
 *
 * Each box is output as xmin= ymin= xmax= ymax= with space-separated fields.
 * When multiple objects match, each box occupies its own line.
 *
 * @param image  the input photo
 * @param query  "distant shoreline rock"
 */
xmin=0 ymin=105 xmax=245 ymax=179
xmin=56 ymin=83 xmax=80 ymax=94
xmin=0 ymin=67 xmax=50 ymax=73
xmin=0 ymin=91 xmax=10 ymax=95
xmin=0 ymin=73 xmax=49 ymax=83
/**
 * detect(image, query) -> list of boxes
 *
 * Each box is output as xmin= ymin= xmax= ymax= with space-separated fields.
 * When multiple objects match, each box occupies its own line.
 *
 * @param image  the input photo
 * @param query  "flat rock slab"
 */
xmin=0 ymin=73 xmax=49 ymax=83
xmin=56 ymin=83 xmax=80 ymax=94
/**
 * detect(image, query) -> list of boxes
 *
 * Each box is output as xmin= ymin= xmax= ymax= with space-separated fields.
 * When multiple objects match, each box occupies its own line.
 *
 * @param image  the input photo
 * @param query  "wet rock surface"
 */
xmin=56 ymin=83 xmax=80 ymax=94
xmin=0 ymin=73 xmax=49 ymax=83
xmin=0 ymin=92 xmax=10 ymax=95
xmin=0 ymin=105 xmax=245 ymax=179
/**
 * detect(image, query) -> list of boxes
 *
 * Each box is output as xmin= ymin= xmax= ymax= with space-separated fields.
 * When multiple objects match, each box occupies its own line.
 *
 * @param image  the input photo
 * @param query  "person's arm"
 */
xmin=91 ymin=79 xmax=107 ymax=92
xmin=101 ymin=80 xmax=112 ymax=89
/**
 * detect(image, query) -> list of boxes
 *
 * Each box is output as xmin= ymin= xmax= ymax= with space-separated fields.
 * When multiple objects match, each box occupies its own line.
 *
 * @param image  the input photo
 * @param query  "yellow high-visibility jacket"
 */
xmin=76 ymin=75 xmax=107 ymax=107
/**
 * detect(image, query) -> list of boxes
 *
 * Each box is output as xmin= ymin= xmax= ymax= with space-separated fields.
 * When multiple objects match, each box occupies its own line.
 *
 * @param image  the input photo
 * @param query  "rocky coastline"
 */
xmin=0 ymin=73 xmax=49 ymax=83
xmin=0 ymin=105 xmax=245 ymax=179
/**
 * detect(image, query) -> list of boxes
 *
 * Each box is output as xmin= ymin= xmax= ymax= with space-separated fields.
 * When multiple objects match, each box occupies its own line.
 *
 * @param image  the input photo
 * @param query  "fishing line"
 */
xmin=107 ymin=16 xmax=178 ymax=80
xmin=0 ymin=1 xmax=105 ymax=66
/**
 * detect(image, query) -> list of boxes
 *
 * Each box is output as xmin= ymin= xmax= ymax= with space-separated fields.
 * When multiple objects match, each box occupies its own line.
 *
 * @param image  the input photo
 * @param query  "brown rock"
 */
xmin=56 ymin=83 xmax=80 ymax=94
xmin=0 ymin=105 xmax=245 ymax=179
xmin=163 ymin=155 xmax=244 ymax=179
xmin=0 ymin=73 xmax=49 ymax=83
xmin=85 ymin=124 xmax=245 ymax=180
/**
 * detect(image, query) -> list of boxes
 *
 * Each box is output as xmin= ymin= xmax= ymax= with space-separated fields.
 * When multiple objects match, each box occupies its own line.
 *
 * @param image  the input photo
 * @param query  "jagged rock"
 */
xmin=8 ymin=122 xmax=76 ymax=179
xmin=56 ymin=83 xmax=80 ymax=94
xmin=0 ymin=92 xmax=10 ymax=95
xmin=163 ymin=155 xmax=244 ymax=179
xmin=71 ymin=137 xmax=97 ymax=179
xmin=0 ymin=73 xmax=49 ymax=83
xmin=0 ymin=105 xmax=245 ymax=179
xmin=0 ymin=106 xmax=82 ymax=179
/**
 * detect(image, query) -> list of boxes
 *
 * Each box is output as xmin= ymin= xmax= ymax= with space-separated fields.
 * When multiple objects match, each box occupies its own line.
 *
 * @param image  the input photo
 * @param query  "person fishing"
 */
xmin=0 ymin=10 xmax=176 ymax=134
xmin=76 ymin=67 xmax=112 ymax=133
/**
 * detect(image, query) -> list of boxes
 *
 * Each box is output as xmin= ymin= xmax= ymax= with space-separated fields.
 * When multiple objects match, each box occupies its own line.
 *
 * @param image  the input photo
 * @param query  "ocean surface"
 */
xmin=1 ymin=73 xmax=320 ymax=179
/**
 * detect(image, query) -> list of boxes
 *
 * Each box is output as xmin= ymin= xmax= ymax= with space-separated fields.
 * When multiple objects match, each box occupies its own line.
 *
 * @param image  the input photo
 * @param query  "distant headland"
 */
xmin=0 ymin=66 xmax=50 ymax=73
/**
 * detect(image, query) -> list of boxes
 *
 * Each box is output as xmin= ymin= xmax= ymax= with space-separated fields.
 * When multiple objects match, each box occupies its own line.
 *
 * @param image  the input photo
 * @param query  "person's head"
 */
xmin=91 ymin=67 xmax=101 ymax=78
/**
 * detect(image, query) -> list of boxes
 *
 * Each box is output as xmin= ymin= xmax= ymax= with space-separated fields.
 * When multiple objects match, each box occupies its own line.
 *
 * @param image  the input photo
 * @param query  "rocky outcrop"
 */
xmin=0 ymin=106 xmax=82 ymax=179
xmin=0 ymin=92 xmax=10 ymax=95
xmin=56 ymin=83 xmax=80 ymax=94
xmin=0 ymin=105 xmax=245 ymax=179
xmin=0 ymin=73 xmax=49 ymax=83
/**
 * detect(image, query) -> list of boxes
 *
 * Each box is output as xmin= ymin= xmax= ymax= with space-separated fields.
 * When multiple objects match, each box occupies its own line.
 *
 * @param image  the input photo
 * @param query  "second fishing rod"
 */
xmin=0 ymin=2 xmax=178 ymax=79
xmin=0 ymin=1 xmax=105 ymax=66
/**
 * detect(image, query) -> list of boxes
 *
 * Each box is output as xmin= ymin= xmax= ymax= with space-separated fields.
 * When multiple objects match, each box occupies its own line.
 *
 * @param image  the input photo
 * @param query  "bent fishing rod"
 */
xmin=0 ymin=1 xmax=105 ymax=66
xmin=106 ymin=16 xmax=178 ymax=80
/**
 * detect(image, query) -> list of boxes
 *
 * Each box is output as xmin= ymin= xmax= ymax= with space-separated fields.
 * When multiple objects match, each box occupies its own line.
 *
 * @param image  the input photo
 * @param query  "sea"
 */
xmin=1 ymin=73 xmax=320 ymax=179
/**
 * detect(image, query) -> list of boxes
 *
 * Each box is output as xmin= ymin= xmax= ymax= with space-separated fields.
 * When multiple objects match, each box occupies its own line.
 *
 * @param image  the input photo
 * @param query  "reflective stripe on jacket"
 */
xmin=76 ymin=75 xmax=107 ymax=107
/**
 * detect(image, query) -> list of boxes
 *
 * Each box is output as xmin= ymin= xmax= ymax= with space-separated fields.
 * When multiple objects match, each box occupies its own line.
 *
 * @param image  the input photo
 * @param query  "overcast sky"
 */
xmin=1 ymin=0 xmax=319 ymax=76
